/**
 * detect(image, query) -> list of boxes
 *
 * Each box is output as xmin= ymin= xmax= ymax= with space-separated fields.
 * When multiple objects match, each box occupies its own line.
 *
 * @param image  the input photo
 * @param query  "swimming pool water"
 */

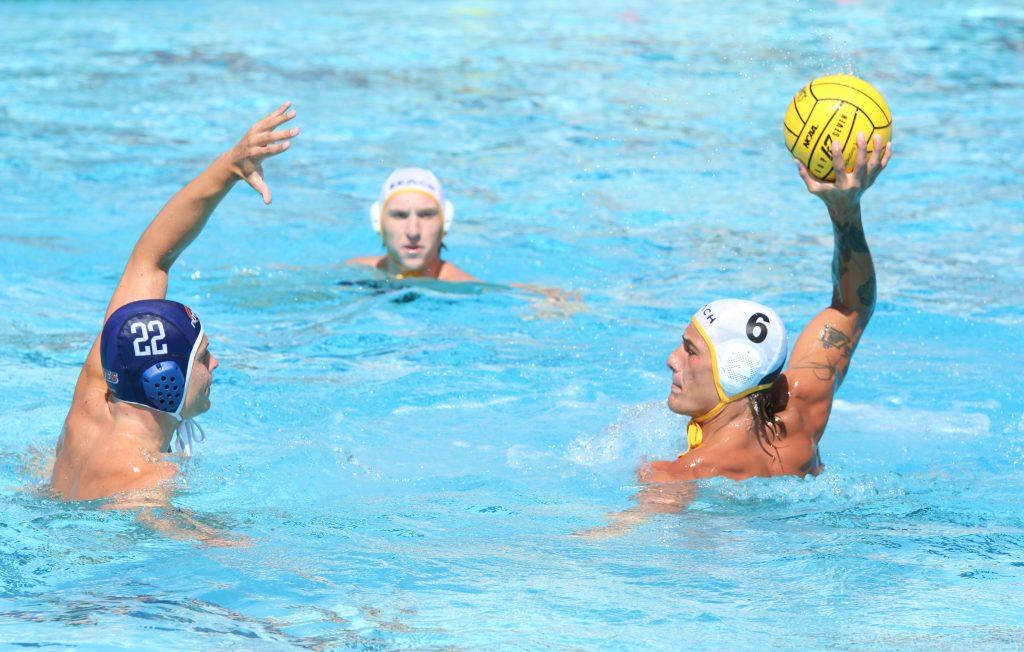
xmin=2 ymin=0 xmax=1023 ymax=647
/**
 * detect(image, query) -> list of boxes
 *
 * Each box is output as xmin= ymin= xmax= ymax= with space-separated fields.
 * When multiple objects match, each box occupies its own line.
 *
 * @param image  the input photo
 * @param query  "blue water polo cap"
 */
xmin=100 ymin=299 xmax=205 ymax=418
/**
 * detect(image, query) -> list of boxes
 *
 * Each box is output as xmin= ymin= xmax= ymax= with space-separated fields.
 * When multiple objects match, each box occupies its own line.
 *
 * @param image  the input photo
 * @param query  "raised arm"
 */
xmin=784 ymin=133 xmax=892 ymax=432
xmin=75 ymin=102 xmax=299 ymax=397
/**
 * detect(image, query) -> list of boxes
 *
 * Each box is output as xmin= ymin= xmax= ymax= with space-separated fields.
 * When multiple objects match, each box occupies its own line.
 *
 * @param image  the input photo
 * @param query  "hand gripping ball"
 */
xmin=784 ymin=73 xmax=892 ymax=181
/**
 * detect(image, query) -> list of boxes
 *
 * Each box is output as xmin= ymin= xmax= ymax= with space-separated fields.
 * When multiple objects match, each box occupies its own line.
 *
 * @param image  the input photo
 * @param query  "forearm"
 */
xmin=828 ymin=202 xmax=876 ymax=326
xmin=130 ymin=153 xmax=240 ymax=273
xmin=136 ymin=506 xmax=246 ymax=547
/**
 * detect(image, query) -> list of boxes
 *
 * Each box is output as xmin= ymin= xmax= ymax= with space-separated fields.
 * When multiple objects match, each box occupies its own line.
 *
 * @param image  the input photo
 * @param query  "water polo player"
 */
xmin=347 ymin=167 xmax=478 ymax=281
xmin=50 ymin=102 xmax=299 ymax=501
xmin=643 ymin=133 xmax=892 ymax=482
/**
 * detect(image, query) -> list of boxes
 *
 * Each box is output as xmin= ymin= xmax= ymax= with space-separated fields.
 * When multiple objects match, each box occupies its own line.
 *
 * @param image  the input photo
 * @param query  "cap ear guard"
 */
xmin=370 ymin=201 xmax=382 ymax=234
xmin=369 ymin=199 xmax=456 ymax=234
xmin=442 ymin=199 xmax=454 ymax=234
xmin=715 ymin=340 xmax=766 ymax=397
xmin=140 ymin=361 xmax=186 ymax=413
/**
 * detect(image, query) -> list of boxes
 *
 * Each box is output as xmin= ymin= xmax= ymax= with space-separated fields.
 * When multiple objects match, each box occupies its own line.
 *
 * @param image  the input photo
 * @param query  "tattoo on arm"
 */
xmin=819 ymin=324 xmax=853 ymax=358
xmin=834 ymin=220 xmax=869 ymax=267
xmin=790 ymin=360 xmax=841 ymax=382
xmin=832 ymin=218 xmax=877 ymax=322
xmin=857 ymin=277 xmax=876 ymax=309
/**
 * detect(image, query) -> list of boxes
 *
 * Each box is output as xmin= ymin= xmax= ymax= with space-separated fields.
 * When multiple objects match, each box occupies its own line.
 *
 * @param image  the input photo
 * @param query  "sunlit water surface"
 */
xmin=2 ymin=0 xmax=1023 ymax=648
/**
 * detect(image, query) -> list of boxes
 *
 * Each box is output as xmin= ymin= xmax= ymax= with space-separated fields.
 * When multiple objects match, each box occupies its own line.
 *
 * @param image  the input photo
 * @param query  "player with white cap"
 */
xmin=348 ymin=167 xmax=477 ymax=281
xmin=642 ymin=132 xmax=893 ymax=482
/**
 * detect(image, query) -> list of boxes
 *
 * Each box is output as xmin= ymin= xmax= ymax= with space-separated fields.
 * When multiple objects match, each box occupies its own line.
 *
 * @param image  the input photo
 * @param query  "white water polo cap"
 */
xmin=370 ymin=167 xmax=455 ymax=234
xmin=692 ymin=299 xmax=788 ymax=401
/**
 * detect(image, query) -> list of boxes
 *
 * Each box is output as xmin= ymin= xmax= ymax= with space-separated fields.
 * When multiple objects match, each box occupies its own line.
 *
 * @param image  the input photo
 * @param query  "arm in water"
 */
xmin=511 ymin=283 xmax=587 ymax=321
xmin=104 ymin=486 xmax=250 ymax=548
xmin=574 ymin=482 xmax=696 ymax=539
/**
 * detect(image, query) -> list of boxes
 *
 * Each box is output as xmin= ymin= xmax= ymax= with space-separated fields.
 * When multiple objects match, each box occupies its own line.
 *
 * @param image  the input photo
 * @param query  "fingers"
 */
xmin=246 ymin=171 xmax=272 ymax=204
xmin=854 ymin=132 xmax=867 ymax=175
xmin=866 ymin=133 xmax=882 ymax=176
xmin=260 ymin=140 xmax=291 ymax=157
xmin=830 ymin=137 xmax=848 ymax=185
xmin=272 ymin=100 xmax=292 ymax=116
xmin=243 ymin=140 xmax=291 ymax=162
xmin=866 ymin=137 xmax=893 ymax=186
xmin=795 ymin=159 xmax=825 ymax=193
xmin=257 ymin=101 xmax=292 ymax=127
xmin=253 ymin=102 xmax=298 ymax=135
xmin=266 ymin=106 xmax=297 ymax=130
xmin=255 ymin=127 xmax=300 ymax=146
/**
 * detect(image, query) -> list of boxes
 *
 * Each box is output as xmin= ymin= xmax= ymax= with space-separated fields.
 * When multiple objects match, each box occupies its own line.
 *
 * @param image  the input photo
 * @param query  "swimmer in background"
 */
xmin=348 ymin=168 xmax=478 ymax=282
xmin=50 ymin=103 xmax=298 ymax=539
xmin=581 ymin=134 xmax=892 ymax=537
xmin=347 ymin=168 xmax=583 ymax=317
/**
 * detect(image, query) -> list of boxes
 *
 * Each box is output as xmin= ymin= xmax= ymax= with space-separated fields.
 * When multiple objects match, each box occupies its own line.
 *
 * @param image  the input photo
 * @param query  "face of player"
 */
xmin=380 ymin=191 xmax=445 ymax=273
xmin=181 ymin=336 xmax=218 ymax=418
xmin=665 ymin=324 xmax=720 ymax=417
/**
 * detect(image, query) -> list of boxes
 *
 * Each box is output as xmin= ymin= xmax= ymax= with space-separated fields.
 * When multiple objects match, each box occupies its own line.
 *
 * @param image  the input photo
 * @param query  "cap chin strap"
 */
xmin=173 ymin=418 xmax=206 ymax=456
xmin=683 ymin=382 xmax=775 ymax=454
xmin=110 ymin=324 xmax=207 ymax=457
xmin=165 ymin=323 xmax=207 ymax=457
xmin=681 ymin=317 xmax=775 ymax=455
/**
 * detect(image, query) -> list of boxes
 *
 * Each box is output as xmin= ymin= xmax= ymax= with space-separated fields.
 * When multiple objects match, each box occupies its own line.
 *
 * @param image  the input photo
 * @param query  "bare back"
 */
xmin=51 ymin=351 xmax=176 ymax=501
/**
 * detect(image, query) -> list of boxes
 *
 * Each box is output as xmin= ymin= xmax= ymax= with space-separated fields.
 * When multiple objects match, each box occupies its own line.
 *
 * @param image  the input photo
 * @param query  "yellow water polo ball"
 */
xmin=784 ymin=73 xmax=893 ymax=181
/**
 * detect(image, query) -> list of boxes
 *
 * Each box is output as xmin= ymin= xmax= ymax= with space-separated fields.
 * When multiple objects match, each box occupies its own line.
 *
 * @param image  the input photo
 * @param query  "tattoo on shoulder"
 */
xmin=819 ymin=324 xmax=853 ymax=358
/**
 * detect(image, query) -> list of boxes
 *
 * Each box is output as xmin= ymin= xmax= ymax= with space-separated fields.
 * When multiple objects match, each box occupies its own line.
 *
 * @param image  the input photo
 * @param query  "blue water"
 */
xmin=2 ymin=0 xmax=1024 ymax=647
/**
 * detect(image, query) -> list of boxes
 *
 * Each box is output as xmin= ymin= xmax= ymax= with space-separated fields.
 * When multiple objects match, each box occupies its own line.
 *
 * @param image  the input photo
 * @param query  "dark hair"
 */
xmin=748 ymin=388 xmax=786 ymax=457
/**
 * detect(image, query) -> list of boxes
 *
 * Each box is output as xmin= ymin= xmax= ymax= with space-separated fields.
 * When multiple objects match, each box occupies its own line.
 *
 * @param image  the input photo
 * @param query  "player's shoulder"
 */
xmin=776 ymin=369 xmax=832 ymax=437
xmin=346 ymin=255 xmax=385 ymax=267
xmin=439 ymin=261 xmax=479 ymax=282
xmin=67 ymin=381 xmax=113 ymax=430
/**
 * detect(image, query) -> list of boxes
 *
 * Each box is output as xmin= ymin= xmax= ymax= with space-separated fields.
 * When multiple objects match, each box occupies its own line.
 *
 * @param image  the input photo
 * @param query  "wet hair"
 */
xmin=748 ymin=387 xmax=786 ymax=457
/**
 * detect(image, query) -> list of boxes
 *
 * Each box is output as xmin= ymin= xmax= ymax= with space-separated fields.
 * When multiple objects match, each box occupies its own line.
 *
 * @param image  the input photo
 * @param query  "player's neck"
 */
xmin=110 ymin=400 xmax=177 ymax=453
xmin=386 ymin=253 xmax=443 ymax=279
xmin=696 ymin=400 xmax=750 ymax=441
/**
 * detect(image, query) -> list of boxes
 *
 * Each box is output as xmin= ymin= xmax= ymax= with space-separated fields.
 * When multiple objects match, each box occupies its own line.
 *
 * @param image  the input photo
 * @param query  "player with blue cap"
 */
xmin=51 ymin=102 xmax=299 ymax=501
xmin=100 ymin=299 xmax=208 ymax=455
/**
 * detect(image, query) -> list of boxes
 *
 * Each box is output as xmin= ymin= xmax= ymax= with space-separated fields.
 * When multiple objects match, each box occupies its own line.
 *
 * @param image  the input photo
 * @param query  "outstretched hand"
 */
xmin=512 ymin=283 xmax=587 ymax=321
xmin=797 ymin=133 xmax=891 ymax=215
xmin=227 ymin=101 xmax=300 ymax=204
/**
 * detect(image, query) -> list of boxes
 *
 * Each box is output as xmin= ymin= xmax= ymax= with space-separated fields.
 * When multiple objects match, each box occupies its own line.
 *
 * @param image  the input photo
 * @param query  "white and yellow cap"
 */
xmin=370 ymin=167 xmax=455 ymax=234
xmin=684 ymin=299 xmax=788 ymax=451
